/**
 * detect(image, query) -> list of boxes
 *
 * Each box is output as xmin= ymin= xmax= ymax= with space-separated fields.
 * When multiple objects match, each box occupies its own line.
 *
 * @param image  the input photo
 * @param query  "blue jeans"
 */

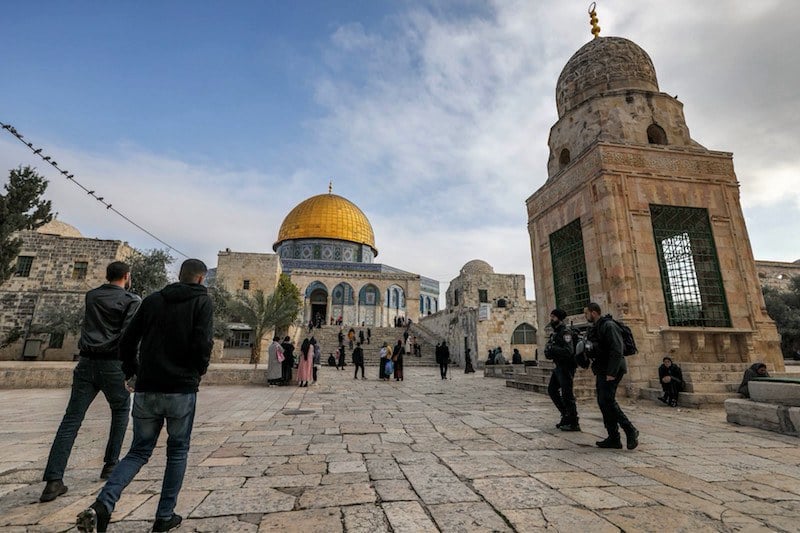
xmin=98 ymin=392 xmax=196 ymax=520
xmin=44 ymin=357 xmax=130 ymax=481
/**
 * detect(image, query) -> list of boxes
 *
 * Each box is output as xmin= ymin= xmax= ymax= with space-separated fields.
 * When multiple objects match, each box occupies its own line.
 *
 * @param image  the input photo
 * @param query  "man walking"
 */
xmin=352 ymin=341 xmax=365 ymax=379
xmin=76 ymin=259 xmax=213 ymax=532
xmin=436 ymin=341 xmax=450 ymax=380
xmin=40 ymin=261 xmax=140 ymax=503
xmin=584 ymin=302 xmax=639 ymax=450
xmin=544 ymin=309 xmax=580 ymax=432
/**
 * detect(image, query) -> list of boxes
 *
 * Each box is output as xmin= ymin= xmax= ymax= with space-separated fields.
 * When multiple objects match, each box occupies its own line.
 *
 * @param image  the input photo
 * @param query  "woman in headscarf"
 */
xmin=393 ymin=339 xmax=405 ymax=381
xmin=738 ymin=362 xmax=769 ymax=398
xmin=296 ymin=338 xmax=313 ymax=387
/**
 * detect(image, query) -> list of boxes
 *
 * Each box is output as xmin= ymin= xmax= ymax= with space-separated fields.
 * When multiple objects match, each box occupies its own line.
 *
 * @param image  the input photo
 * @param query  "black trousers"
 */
xmin=661 ymin=380 xmax=681 ymax=402
xmin=595 ymin=374 xmax=635 ymax=439
xmin=548 ymin=365 xmax=577 ymax=421
xmin=439 ymin=363 xmax=448 ymax=379
xmin=354 ymin=363 xmax=365 ymax=378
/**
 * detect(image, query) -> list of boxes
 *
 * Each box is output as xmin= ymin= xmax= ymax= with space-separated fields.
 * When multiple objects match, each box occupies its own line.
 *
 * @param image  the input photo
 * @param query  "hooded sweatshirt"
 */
xmin=119 ymin=282 xmax=213 ymax=393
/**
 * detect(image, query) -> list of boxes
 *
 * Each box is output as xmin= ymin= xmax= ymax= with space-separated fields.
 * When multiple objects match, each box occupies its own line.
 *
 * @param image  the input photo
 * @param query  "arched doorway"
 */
xmin=332 ymin=282 xmax=355 ymax=325
xmin=305 ymin=281 xmax=328 ymax=326
xmin=358 ymin=284 xmax=380 ymax=326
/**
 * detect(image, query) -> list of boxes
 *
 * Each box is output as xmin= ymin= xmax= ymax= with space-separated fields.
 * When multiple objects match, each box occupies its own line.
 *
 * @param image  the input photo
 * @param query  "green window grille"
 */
xmin=650 ymin=204 xmax=730 ymax=327
xmin=511 ymin=323 xmax=536 ymax=344
xmin=478 ymin=289 xmax=488 ymax=303
xmin=550 ymin=219 xmax=590 ymax=316
xmin=15 ymin=256 xmax=34 ymax=277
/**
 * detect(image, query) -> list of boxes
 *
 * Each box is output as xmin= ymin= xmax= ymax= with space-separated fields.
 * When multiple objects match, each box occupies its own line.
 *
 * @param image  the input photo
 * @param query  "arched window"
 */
xmin=497 ymin=298 xmax=507 ymax=308
xmin=647 ymin=124 xmax=668 ymax=145
xmin=358 ymin=284 xmax=379 ymax=306
xmin=559 ymin=148 xmax=571 ymax=168
xmin=332 ymin=282 xmax=354 ymax=305
xmin=511 ymin=323 xmax=536 ymax=344
xmin=433 ymin=298 xmax=438 ymax=312
xmin=304 ymin=281 xmax=328 ymax=298
xmin=426 ymin=296 xmax=431 ymax=313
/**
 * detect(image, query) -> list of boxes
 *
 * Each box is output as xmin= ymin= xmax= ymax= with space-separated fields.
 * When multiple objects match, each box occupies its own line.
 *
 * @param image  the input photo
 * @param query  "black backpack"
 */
xmin=612 ymin=318 xmax=637 ymax=357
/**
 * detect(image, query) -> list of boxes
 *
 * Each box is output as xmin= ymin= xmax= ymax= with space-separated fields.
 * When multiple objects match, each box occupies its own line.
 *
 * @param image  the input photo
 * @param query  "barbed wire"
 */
xmin=1 ymin=121 xmax=189 ymax=258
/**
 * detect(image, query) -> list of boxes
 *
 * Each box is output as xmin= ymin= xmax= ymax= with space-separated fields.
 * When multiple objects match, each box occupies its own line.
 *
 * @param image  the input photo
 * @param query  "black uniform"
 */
xmin=545 ymin=323 xmax=579 ymax=430
xmin=587 ymin=315 xmax=638 ymax=448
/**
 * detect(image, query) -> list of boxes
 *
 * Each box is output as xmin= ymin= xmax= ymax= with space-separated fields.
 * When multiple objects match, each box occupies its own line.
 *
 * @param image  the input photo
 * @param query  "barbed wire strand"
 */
xmin=1 ymin=121 xmax=189 ymax=258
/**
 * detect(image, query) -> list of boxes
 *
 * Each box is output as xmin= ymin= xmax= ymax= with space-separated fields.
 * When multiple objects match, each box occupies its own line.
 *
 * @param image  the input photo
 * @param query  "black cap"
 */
xmin=550 ymin=309 xmax=567 ymax=321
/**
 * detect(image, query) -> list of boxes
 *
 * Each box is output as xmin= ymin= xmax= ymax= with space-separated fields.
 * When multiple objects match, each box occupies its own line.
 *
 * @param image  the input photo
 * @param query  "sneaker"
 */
xmin=555 ymin=417 xmax=566 ymax=429
xmin=595 ymin=437 xmax=623 ymax=449
xmin=559 ymin=423 xmax=581 ymax=432
xmin=152 ymin=513 xmax=183 ymax=532
xmin=625 ymin=428 xmax=640 ymax=450
xmin=100 ymin=462 xmax=117 ymax=480
xmin=657 ymin=396 xmax=668 ymax=404
xmin=76 ymin=501 xmax=110 ymax=532
xmin=40 ymin=479 xmax=68 ymax=502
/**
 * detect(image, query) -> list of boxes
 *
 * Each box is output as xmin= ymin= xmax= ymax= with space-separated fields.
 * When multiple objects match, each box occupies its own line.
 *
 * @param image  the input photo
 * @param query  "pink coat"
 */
xmin=296 ymin=346 xmax=314 ymax=382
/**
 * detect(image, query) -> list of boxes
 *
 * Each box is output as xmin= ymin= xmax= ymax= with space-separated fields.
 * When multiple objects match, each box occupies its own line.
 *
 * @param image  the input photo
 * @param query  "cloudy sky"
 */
xmin=2 ymin=0 xmax=798 ymax=300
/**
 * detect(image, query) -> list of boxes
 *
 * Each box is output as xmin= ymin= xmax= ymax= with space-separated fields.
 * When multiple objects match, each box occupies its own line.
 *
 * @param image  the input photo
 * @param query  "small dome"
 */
xmin=36 ymin=219 xmax=83 ymax=238
xmin=460 ymin=259 xmax=494 ymax=276
xmin=274 ymin=193 xmax=377 ymax=254
xmin=556 ymin=36 xmax=659 ymax=117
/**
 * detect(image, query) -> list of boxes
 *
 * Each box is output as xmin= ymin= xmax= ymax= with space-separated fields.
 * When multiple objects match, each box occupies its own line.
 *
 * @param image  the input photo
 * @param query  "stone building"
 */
xmin=526 ymin=33 xmax=783 ymax=395
xmin=755 ymin=259 xmax=800 ymax=292
xmin=0 ymin=220 xmax=134 ymax=361
xmin=419 ymin=260 xmax=537 ymax=368
xmin=214 ymin=190 xmax=440 ymax=357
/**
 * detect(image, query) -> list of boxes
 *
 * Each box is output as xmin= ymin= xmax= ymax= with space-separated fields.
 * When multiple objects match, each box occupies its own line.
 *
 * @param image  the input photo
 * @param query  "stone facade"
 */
xmin=755 ymin=259 xmax=800 ymax=291
xmin=421 ymin=260 xmax=538 ymax=368
xmin=527 ymin=36 xmax=783 ymax=397
xmin=0 ymin=222 xmax=134 ymax=360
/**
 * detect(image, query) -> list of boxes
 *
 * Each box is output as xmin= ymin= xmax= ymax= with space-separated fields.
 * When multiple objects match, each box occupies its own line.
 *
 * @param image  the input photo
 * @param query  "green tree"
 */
xmin=0 ymin=166 xmax=53 ymax=284
xmin=208 ymin=277 xmax=235 ymax=340
xmin=763 ymin=276 xmax=800 ymax=357
xmin=230 ymin=274 xmax=302 ymax=365
xmin=128 ymin=248 xmax=174 ymax=297
xmin=30 ymin=302 xmax=84 ymax=359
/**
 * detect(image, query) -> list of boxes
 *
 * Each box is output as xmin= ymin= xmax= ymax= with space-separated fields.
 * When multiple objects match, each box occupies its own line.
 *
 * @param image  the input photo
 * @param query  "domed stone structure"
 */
xmin=273 ymin=193 xmax=378 ymax=263
xmin=556 ymin=37 xmax=659 ymax=117
xmin=460 ymin=259 xmax=494 ymax=276
xmin=35 ymin=219 xmax=83 ymax=238
xmin=547 ymin=35 xmax=701 ymax=179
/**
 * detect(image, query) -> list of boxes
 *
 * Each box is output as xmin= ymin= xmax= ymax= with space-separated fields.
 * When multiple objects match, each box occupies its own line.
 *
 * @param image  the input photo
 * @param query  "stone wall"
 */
xmin=216 ymin=250 xmax=282 ymax=295
xmin=0 ymin=230 xmax=132 ymax=361
xmin=755 ymin=260 xmax=800 ymax=292
xmin=527 ymin=142 xmax=783 ymax=395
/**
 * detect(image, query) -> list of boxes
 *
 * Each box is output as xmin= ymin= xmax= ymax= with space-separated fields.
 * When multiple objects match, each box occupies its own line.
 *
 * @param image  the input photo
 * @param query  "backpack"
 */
xmin=611 ymin=318 xmax=637 ymax=356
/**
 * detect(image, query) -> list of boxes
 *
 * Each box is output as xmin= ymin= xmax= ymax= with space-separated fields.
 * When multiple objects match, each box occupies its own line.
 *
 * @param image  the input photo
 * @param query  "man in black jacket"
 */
xmin=40 ymin=261 xmax=140 ymax=503
xmin=544 ymin=309 xmax=580 ymax=432
xmin=584 ymin=302 xmax=639 ymax=450
xmin=77 ymin=259 xmax=213 ymax=533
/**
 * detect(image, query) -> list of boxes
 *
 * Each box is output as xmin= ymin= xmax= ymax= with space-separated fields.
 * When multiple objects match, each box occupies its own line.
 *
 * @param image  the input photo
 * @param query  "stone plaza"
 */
xmin=2 ymin=366 xmax=799 ymax=532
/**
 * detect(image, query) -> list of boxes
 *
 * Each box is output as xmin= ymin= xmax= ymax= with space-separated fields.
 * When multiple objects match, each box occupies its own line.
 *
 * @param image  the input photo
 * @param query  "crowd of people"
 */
xmin=42 ymin=263 xmax=774 ymax=532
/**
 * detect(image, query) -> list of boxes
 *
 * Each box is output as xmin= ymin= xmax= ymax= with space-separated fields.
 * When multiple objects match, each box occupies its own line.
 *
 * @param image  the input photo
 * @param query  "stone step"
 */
xmin=647 ymin=379 xmax=738 ymax=393
xmin=505 ymin=379 xmax=596 ymax=399
xmin=678 ymin=362 xmax=756 ymax=372
xmin=639 ymin=386 xmax=740 ymax=407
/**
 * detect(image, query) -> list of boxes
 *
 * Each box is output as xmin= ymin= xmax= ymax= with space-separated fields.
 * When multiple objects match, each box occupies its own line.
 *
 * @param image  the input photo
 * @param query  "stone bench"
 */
xmin=483 ymin=364 xmax=526 ymax=378
xmin=749 ymin=378 xmax=800 ymax=407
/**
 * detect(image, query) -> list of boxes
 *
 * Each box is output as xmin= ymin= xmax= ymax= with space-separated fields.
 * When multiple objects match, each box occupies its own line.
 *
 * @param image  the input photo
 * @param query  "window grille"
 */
xmin=15 ymin=256 xmax=34 ymax=277
xmin=511 ymin=323 xmax=536 ymax=344
xmin=72 ymin=261 xmax=88 ymax=280
xmin=650 ymin=204 xmax=730 ymax=327
xmin=478 ymin=289 xmax=488 ymax=303
xmin=226 ymin=330 xmax=253 ymax=348
xmin=48 ymin=332 xmax=65 ymax=349
xmin=242 ymin=280 xmax=250 ymax=290
xmin=549 ymin=219 xmax=590 ymax=316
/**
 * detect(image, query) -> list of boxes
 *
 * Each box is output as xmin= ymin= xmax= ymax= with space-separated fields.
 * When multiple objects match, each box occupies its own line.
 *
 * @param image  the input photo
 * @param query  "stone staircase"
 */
xmin=638 ymin=361 xmax=760 ymax=407
xmin=295 ymin=325 xmax=440 ymax=367
xmin=504 ymin=361 xmax=596 ymax=399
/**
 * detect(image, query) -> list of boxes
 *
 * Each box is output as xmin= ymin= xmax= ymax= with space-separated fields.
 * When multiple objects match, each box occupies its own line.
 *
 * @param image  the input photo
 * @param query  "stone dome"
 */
xmin=556 ymin=36 xmax=659 ymax=117
xmin=460 ymin=259 xmax=494 ymax=276
xmin=274 ymin=193 xmax=377 ymax=254
xmin=35 ymin=219 xmax=83 ymax=238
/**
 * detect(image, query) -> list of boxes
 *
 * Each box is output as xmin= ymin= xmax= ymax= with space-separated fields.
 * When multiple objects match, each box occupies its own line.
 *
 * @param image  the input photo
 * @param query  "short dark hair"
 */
xmin=587 ymin=302 xmax=602 ymax=315
xmin=106 ymin=261 xmax=130 ymax=282
xmin=179 ymin=259 xmax=208 ymax=283
xmin=663 ymin=357 xmax=672 ymax=363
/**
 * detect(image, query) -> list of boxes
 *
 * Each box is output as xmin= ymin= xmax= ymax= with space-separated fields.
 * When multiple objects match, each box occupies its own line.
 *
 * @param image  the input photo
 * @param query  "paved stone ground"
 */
xmin=1 ymin=366 xmax=799 ymax=532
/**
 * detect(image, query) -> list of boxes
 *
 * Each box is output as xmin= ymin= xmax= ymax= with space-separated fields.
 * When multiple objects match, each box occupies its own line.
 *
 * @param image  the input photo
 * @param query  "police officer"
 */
xmin=544 ymin=308 xmax=580 ymax=432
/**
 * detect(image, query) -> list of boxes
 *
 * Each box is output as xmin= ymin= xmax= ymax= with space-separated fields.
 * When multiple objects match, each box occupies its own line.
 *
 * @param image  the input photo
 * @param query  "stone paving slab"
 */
xmin=1 ymin=366 xmax=800 ymax=531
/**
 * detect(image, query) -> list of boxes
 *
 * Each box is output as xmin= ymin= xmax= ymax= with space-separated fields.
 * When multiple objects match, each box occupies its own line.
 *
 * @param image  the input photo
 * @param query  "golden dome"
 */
xmin=274 ymin=193 xmax=377 ymax=254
